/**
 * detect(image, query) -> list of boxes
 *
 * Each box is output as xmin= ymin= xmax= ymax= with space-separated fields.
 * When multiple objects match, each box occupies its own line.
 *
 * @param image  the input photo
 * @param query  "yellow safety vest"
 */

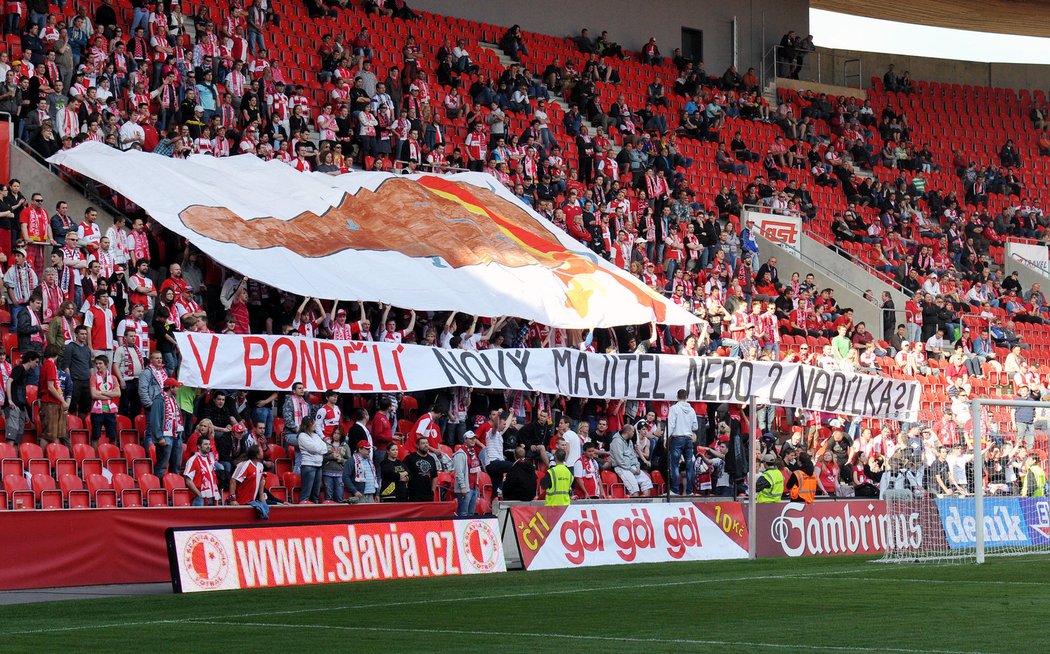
xmin=544 ymin=464 xmax=574 ymax=506
xmin=757 ymin=468 xmax=785 ymax=503
xmin=1023 ymin=465 xmax=1047 ymax=498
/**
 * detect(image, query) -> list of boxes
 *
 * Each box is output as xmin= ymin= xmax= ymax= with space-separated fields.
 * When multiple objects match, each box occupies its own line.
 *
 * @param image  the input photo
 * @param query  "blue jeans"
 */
xmin=131 ymin=8 xmax=149 ymax=33
xmin=162 ymin=352 xmax=178 ymax=376
xmin=456 ymin=488 xmax=478 ymax=516
xmin=248 ymin=28 xmax=265 ymax=55
xmin=668 ymin=436 xmax=695 ymax=495
xmin=299 ymin=465 xmax=322 ymax=503
xmin=285 ymin=432 xmax=302 ymax=473
xmin=29 ymin=10 xmax=46 ymax=31
xmin=152 ymin=436 xmax=183 ymax=477
xmin=323 ymin=473 xmax=344 ymax=502
xmin=90 ymin=412 xmax=117 ymax=443
xmin=145 ymin=401 xmax=165 ymax=443
xmin=252 ymin=407 xmax=273 ymax=437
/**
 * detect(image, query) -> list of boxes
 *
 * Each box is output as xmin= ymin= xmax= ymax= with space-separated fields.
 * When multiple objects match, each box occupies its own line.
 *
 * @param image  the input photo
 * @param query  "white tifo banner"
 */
xmin=511 ymin=502 xmax=748 ymax=570
xmin=743 ymin=208 xmax=802 ymax=250
xmin=175 ymin=333 xmax=920 ymax=420
xmin=47 ymin=143 xmax=696 ymax=329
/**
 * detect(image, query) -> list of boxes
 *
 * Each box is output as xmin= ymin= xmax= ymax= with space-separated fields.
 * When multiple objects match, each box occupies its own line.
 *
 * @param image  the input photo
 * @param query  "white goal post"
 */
xmin=880 ymin=398 xmax=1050 ymax=564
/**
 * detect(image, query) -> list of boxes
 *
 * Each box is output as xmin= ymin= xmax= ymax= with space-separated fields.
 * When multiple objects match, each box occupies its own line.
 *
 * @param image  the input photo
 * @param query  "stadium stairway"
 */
xmin=754 ymin=227 xmax=908 ymax=333
xmin=10 ymin=143 xmax=119 ymax=234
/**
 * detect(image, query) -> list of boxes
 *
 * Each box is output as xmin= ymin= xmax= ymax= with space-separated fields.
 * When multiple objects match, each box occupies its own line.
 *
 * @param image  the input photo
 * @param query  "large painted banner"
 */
xmin=755 ymin=499 xmax=948 ymax=557
xmin=48 ymin=143 xmax=697 ymax=329
xmin=510 ymin=502 xmax=748 ymax=570
xmin=167 ymin=516 xmax=505 ymax=593
xmin=176 ymin=333 xmax=921 ymax=420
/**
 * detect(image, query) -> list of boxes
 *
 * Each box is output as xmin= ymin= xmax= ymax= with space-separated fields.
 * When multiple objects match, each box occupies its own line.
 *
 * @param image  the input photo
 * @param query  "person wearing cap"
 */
xmin=345 ymin=438 xmax=378 ymax=503
xmin=755 ymin=452 xmax=785 ymax=503
xmin=153 ymin=376 xmax=185 ymax=477
xmin=451 ymin=431 xmax=483 ymax=515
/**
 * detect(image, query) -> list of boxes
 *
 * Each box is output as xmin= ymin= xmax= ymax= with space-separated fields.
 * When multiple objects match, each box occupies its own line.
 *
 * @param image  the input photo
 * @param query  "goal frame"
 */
xmin=970 ymin=397 xmax=1047 ymax=564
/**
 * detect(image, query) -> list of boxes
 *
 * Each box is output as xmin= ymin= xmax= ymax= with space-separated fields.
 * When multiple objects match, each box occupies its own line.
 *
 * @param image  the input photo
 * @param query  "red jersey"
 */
xmin=412 ymin=413 xmax=442 ymax=449
xmin=232 ymin=459 xmax=264 ymax=504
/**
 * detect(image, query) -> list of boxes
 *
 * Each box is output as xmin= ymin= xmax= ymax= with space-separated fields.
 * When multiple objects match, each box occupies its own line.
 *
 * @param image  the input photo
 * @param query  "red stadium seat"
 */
xmin=601 ymin=470 xmax=627 ymax=498
xmin=20 ymin=443 xmax=49 ymax=477
xmin=162 ymin=473 xmax=192 ymax=506
xmin=31 ymin=473 xmax=63 ymax=509
xmin=86 ymin=474 xmax=118 ymax=508
xmin=281 ymin=472 xmax=302 ymax=503
xmin=137 ymin=473 xmax=168 ymax=507
xmin=4 ymin=474 xmax=35 ymax=509
xmin=59 ymin=474 xmax=91 ymax=509
xmin=112 ymin=473 xmax=143 ymax=507
xmin=124 ymin=444 xmax=152 ymax=478
xmin=264 ymin=472 xmax=287 ymax=502
xmin=99 ymin=442 xmax=128 ymax=476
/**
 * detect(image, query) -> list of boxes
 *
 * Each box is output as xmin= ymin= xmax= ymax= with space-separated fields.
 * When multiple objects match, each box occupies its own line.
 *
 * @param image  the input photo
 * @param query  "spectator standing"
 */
xmin=540 ymin=447 xmax=573 ymax=505
xmin=379 ymin=442 xmax=409 ymax=501
xmin=88 ymin=354 xmax=119 ymax=447
xmin=296 ymin=416 xmax=326 ymax=503
xmin=37 ymin=344 xmax=67 ymax=448
xmin=667 ymin=389 xmax=698 ymax=494
xmin=183 ymin=436 xmax=221 ymax=506
xmin=322 ymin=428 xmax=350 ymax=502
xmin=4 ymin=351 xmax=39 ymax=444
xmin=403 ymin=434 xmax=439 ymax=502
xmin=345 ymin=438 xmax=378 ymax=502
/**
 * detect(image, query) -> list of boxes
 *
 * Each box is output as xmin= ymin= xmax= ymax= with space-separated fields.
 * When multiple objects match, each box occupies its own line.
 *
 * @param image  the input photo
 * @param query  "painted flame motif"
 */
xmin=178 ymin=175 xmax=670 ymax=322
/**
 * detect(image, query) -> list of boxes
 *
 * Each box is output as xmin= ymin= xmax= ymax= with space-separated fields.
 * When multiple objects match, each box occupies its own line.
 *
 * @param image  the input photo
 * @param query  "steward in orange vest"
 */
xmin=787 ymin=452 xmax=817 ymax=503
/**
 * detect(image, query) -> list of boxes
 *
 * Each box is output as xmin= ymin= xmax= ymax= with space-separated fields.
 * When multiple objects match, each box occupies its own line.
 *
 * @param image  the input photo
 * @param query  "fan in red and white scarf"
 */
xmin=184 ymin=437 xmax=221 ymax=504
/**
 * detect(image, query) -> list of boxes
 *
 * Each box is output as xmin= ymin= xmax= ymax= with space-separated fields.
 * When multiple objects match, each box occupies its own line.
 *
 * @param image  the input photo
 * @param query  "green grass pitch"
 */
xmin=3 ymin=554 xmax=1048 ymax=653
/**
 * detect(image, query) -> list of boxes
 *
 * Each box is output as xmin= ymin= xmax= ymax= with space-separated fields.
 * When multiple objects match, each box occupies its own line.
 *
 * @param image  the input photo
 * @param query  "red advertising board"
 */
xmin=0 ymin=502 xmax=453 ymax=591
xmin=755 ymin=499 xmax=947 ymax=557
xmin=168 ymin=516 xmax=505 ymax=592
xmin=512 ymin=501 xmax=748 ymax=570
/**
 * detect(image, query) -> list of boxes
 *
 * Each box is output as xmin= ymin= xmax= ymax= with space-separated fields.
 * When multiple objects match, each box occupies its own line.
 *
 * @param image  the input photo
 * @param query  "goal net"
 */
xmin=879 ymin=397 xmax=1050 ymax=563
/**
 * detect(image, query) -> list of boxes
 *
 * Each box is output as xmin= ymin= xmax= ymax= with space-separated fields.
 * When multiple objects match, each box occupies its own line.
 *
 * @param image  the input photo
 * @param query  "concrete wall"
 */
xmin=10 ymin=145 xmax=117 ymax=232
xmin=409 ymin=0 xmax=809 ymax=75
xmin=756 ymin=231 xmax=908 ymax=338
xmin=813 ymin=46 xmax=1050 ymax=91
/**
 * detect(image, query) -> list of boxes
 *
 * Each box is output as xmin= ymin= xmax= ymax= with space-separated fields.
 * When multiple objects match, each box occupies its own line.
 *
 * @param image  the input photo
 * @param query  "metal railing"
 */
xmin=805 ymin=228 xmax=915 ymax=298
xmin=391 ymin=159 xmax=470 ymax=174
xmin=761 ymin=44 xmax=863 ymax=91
xmin=15 ymin=139 xmax=131 ymax=223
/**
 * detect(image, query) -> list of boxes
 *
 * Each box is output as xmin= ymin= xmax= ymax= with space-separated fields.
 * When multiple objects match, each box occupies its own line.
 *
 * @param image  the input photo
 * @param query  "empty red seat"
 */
xmin=112 ymin=473 xmax=143 ymax=507
xmin=86 ymin=474 xmax=117 ymax=508
xmin=162 ymin=473 xmax=192 ymax=506
xmin=59 ymin=474 xmax=91 ymax=509
xmin=4 ymin=473 xmax=35 ymax=509
xmin=31 ymin=473 xmax=63 ymax=509
xmin=137 ymin=473 xmax=168 ymax=507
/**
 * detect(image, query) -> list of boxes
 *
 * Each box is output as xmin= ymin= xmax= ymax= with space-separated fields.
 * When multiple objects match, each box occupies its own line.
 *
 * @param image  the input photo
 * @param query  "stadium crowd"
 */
xmin=0 ymin=0 xmax=1046 ymax=511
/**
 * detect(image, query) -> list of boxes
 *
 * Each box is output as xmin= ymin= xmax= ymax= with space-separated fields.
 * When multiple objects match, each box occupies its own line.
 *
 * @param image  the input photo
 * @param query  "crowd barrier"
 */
xmin=0 ymin=502 xmax=455 ymax=591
